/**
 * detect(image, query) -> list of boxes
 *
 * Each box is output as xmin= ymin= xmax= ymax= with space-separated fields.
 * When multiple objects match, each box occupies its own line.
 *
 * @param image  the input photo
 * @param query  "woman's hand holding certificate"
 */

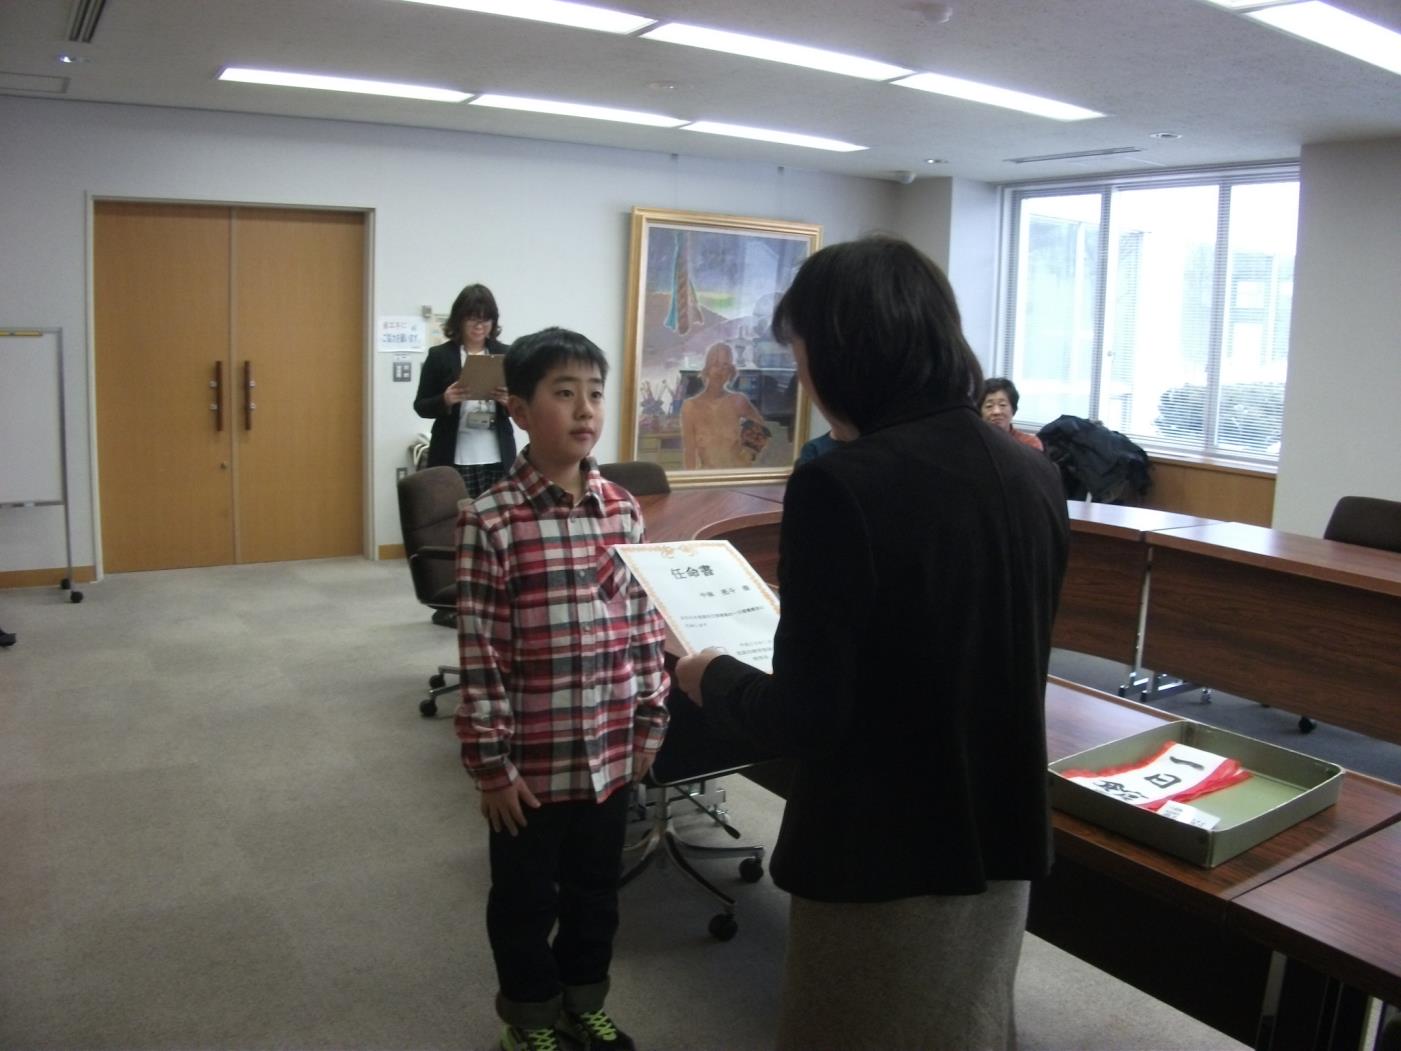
xmin=674 ymin=646 xmax=729 ymax=702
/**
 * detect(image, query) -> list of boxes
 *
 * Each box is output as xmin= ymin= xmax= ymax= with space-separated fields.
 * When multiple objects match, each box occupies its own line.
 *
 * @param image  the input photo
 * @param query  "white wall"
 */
xmin=1273 ymin=137 xmax=1401 ymax=535
xmin=892 ymin=176 xmax=1000 ymax=369
xmin=0 ymin=95 xmax=898 ymax=573
xmin=946 ymin=178 xmax=1001 ymax=368
xmin=894 ymin=177 xmax=954 ymax=270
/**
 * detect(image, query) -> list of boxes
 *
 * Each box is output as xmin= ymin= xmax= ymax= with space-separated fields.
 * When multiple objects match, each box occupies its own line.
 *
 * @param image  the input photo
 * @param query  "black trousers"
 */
xmin=487 ymin=788 xmax=631 ymax=1023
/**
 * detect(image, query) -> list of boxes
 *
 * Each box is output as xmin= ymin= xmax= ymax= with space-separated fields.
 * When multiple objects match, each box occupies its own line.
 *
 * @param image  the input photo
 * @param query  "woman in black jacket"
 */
xmin=414 ymin=283 xmax=516 ymax=497
xmin=676 ymin=237 xmax=1068 ymax=1050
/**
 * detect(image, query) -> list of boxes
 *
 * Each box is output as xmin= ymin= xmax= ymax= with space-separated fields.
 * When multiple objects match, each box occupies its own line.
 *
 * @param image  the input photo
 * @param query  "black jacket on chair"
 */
xmin=413 ymin=338 xmax=516 ymax=469
xmin=701 ymin=402 xmax=1069 ymax=902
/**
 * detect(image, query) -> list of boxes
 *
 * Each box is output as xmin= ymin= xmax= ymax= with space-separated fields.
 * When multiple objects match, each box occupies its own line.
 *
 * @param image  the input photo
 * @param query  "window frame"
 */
xmin=995 ymin=162 xmax=1299 ymax=469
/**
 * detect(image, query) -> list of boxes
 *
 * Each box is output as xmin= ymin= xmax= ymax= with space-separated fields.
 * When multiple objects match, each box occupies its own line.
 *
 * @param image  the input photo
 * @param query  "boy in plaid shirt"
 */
xmin=454 ymin=327 xmax=670 ymax=1051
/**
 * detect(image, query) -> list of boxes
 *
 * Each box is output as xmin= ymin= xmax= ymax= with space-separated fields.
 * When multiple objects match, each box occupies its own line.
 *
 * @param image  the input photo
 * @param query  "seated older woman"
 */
xmin=980 ymin=378 xmax=1044 ymax=451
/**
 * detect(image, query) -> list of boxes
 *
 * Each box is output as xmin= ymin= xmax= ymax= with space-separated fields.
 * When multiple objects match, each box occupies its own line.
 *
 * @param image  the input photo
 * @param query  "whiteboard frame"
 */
xmin=0 ymin=326 xmax=78 ymax=592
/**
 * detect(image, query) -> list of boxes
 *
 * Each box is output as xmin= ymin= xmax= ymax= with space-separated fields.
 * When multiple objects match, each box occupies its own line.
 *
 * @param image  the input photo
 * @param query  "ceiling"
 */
xmin=2 ymin=0 xmax=1399 ymax=183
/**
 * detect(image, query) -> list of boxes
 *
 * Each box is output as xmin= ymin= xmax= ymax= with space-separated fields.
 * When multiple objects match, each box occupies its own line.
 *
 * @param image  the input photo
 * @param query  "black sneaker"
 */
xmin=431 ymin=609 xmax=456 ymax=628
xmin=500 ymin=1024 xmax=581 ymax=1051
xmin=559 ymin=1009 xmax=635 ymax=1050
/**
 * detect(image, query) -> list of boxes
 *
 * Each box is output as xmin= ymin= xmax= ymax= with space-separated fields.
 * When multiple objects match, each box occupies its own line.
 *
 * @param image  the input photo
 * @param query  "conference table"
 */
xmin=1231 ymin=818 xmax=1401 ymax=1036
xmin=727 ymin=483 xmax=787 ymax=505
xmin=637 ymin=485 xmax=783 ymax=545
xmin=636 ymin=483 xmax=1401 ymax=1049
xmin=1038 ymin=676 xmax=1401 ymax=1045
xmin=1144 ymin=522 xmax=1401 ymax=746
xmin=1055 ymin=502 xmax=1211 ymax=672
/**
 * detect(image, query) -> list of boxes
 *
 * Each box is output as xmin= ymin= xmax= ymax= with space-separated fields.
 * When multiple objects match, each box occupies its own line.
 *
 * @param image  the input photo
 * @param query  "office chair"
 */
xmin=1324 ymin=496 xmax=1401 ymax=554
xmin=397 ymin=465 xmax=468 ymax=717
xmin=598 ymin=460 xmax=671 ymax=496
xmin=622 ymin=688 xmax=769 ymax=941
xmin=621 ymin=511 xmax=782 ymax=940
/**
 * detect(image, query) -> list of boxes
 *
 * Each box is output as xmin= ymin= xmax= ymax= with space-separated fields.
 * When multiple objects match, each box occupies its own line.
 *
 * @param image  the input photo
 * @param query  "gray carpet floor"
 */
xmin=1 ymin=558 xmax=1251 ymax=1050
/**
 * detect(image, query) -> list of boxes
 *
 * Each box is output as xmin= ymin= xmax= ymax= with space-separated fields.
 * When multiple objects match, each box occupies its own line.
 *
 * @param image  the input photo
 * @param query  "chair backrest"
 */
xmin=1323 ymin=496 xmax=1401 ymax=554
xmin=397 ymin=466 xmax=467 ymax=606
xmin=598 ymin=460 xmax=671 ymax=496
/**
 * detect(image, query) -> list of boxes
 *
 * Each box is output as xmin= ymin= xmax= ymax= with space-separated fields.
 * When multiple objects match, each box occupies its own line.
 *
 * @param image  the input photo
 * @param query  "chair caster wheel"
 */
xmin=419 ymin=698 xmax=438 ymax=718
xmin=70 ymin=590 xmax=84 ymax=603
xmin=708 ymin=913 xmax=737 ymax=941
xmin=739 ymin=857 xmax=764 ymax=883
xmin=429 ymin=673 xmax=446 ymax=689
xmin=1298 ymin=715 xmax=1316 ymax=733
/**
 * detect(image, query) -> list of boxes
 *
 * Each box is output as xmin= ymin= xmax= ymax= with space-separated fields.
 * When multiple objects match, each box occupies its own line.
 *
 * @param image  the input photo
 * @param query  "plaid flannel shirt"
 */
xmin=454 ymin=453 xmax=670 ymax=802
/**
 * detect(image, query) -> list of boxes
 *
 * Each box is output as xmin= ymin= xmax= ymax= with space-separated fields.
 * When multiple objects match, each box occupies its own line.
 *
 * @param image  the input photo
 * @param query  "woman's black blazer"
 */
xmin=413 ymin=338 xmax=516 ymax=469
xmin=701 ymin=403 xmax=1069 ymax=902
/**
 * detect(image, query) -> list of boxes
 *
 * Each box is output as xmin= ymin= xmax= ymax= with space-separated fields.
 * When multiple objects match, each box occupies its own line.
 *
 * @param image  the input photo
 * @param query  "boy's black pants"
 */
xmin=486 ymin=787 xmax=631 ymax=1027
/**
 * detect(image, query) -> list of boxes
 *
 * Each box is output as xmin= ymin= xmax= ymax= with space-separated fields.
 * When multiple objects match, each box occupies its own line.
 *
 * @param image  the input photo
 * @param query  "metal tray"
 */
xmin=1048 ymin=720 xmax=1343 ymax=867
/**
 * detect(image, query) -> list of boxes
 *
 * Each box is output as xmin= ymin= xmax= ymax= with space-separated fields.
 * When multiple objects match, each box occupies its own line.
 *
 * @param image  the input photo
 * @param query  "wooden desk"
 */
xmin=1044 ymin=677 xmax=1401 ymax=913
xmin=1231 ymin=815 xmax=1401 ymax=1011
xmin=649 ymin=491 xmax=1212 ymax=673
xmin=694 ymin=510 xmax=782 ymax=588
xmin=728 ymin=484 xmax=787 ymax=505
xmin=1038 ymin=677 xmax=1401 ymax=1041
xmin=1144 ymin=523 xmax=1401 ymax=745
xmin=1056 ymin=503 xmax=1210 ymax=667
xmin=637 ymin=487 xmax=783 ymax=545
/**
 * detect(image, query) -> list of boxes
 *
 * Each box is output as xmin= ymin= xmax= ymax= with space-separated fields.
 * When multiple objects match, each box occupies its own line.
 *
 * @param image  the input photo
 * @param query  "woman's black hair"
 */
xmin=771 ymin=236 xmax=983 ymax=432
xmin=981 ymin=377 xmax=1020 ymax=412
xmin=442 ymin=283 xmax=501 ymax=343
xmin=505 ymin=327 xmax=609 ymax=400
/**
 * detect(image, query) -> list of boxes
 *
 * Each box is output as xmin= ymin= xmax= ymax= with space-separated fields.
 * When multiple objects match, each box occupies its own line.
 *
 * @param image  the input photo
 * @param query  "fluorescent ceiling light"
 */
xmin=219 ymin=66 xmax=468 ymax=102
xmin=1006 ymin=146 xmax=1144 ymax=164
xmin=1196 ymin=0 xmax=1291 ymax=8
xmin=469 ymin=93 xmax=685 ymax=127
xmin=641 ymin=22 xmax=911 ymax=81
xmin=893 ymin=72 xmax=1102 ymax=121
xmin=682 ymin=120 xmax=867 ymax=152
xmin=397 ymin=0 xmax=654 ymax=34
xmin=1247 ymin=1 xmax=1401 ymax=76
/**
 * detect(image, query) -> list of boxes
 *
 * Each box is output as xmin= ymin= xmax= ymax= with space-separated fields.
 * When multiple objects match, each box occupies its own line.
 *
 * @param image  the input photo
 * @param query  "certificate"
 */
xmin=614 ymin=540 xmax=780 ymax=673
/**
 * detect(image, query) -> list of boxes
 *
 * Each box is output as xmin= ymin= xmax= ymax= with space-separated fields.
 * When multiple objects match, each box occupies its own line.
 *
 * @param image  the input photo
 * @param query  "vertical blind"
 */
xmin=1000 ymin=166 xmax=1298 ymax=462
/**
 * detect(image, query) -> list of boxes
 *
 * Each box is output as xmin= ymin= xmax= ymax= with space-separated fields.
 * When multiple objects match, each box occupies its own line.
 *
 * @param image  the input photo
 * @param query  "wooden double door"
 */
xmin=94 ymin=202 xmax=365 ymax=572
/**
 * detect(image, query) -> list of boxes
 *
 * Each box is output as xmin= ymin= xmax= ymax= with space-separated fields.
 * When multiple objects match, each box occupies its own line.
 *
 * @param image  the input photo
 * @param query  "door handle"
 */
xmin=210 ymin=361 xmax=223 ymax=432
xmin=244 ymin=360 xmax=256 ymax=431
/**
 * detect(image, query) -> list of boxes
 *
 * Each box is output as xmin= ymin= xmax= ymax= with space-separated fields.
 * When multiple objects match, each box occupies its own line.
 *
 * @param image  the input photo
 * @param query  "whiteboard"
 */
xmin=0 ymin=329 xmax=65 ymax=505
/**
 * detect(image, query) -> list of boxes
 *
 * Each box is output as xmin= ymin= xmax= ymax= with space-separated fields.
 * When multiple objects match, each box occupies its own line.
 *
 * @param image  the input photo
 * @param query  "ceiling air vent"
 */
xmin=1006 ymin=146 xmax=1144 ymax=164
xmin=67 ymin=0 xmax=108 ymax=43
xmin=0 ymin=71 xmax=69 ymax=93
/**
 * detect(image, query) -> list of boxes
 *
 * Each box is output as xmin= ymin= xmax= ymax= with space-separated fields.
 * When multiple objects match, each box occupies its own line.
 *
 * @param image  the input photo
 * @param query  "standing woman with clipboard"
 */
xmin=415 ymin=283 xmax=516 ymax=498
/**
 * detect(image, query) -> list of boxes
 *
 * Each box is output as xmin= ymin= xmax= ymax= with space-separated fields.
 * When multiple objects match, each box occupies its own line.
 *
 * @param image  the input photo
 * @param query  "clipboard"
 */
xmin=458 ymin=353 xmax=505 ymax=398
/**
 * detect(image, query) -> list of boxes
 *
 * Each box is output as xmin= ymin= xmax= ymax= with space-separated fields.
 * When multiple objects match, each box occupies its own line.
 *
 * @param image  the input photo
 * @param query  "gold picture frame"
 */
xmin=621 ymin=207 xmax=821 ymax=487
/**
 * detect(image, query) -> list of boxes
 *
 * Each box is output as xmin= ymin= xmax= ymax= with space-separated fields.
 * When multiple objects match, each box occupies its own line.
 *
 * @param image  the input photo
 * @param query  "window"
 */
xmin=999 ymin=166 xmax=1298 ymax=463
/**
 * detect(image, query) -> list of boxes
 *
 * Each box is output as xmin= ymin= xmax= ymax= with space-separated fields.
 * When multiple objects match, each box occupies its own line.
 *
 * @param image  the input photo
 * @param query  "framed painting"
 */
xmin=620 ymin=207 xmax=821 ymax=487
